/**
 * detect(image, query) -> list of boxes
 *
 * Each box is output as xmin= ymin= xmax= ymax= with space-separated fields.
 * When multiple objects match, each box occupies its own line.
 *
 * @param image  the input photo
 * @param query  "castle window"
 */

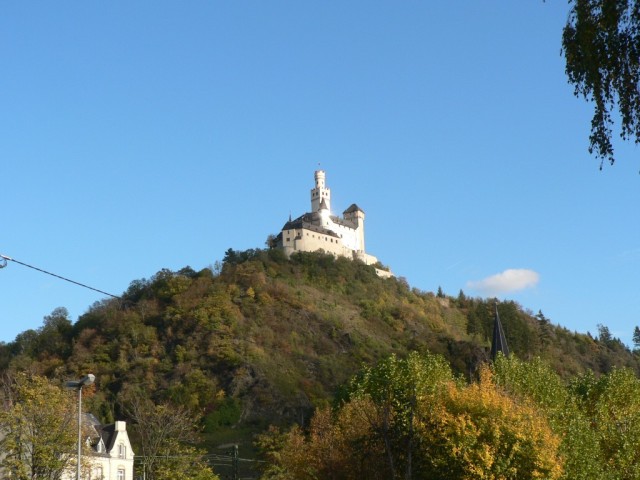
xmin=118 ymin=443 xmax=126 ymax=458
xmin=286 ymin=238 xmax=290 ymax=242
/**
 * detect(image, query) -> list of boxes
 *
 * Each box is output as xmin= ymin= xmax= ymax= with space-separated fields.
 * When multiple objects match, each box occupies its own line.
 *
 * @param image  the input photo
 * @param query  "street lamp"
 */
xmin=65 ymin=374 xmax=95 ymax=480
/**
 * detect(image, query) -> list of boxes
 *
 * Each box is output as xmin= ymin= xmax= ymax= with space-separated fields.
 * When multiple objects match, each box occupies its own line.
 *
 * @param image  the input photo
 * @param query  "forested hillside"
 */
xmin=1 ymin=248 xmax=638 ymax=457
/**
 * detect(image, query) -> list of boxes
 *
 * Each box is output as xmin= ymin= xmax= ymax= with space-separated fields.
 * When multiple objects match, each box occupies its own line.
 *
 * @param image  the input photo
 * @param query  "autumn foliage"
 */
xmin=259 ymin=353 xmax=563 ymax=480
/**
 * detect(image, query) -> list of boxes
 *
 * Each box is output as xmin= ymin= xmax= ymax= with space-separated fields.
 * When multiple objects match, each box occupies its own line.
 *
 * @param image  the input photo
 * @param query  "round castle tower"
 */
xmin=311 ymin=170 xmax=331 ymax=213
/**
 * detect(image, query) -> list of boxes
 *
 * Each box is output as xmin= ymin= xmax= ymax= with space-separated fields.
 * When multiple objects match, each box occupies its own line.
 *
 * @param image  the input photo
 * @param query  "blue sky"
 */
xmin=1 ymin=2 xmax=639 ymax=347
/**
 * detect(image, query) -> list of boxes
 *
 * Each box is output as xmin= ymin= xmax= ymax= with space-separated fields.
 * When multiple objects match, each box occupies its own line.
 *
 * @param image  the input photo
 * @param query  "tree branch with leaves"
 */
xmin=563 ymin=0 xmax=640 ymax=168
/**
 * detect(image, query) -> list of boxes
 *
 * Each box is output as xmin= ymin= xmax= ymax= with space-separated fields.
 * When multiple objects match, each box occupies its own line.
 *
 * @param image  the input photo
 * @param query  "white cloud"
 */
xmin=467 ymin=269 xmax=540 ymax=296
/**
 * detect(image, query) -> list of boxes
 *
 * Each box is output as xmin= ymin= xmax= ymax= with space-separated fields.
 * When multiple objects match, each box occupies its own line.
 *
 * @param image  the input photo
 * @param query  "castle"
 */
xmin=276 ymin=170 xmax=391 ymax=276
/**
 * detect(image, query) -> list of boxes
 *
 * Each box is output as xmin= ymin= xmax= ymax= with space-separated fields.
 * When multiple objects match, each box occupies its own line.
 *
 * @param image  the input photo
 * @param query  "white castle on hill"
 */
xmin=276 ymin=170 xmax=392 ymax=277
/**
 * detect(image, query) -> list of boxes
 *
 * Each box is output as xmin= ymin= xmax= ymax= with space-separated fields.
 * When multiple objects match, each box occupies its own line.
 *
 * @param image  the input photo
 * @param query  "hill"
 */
xmin=1 ymin=248 xmax=638 ymax=454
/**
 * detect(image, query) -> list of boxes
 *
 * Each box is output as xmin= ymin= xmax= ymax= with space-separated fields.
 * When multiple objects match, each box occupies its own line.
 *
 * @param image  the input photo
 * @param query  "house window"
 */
xmin=95 ymin=466 xmax=103 ymax=480
xmin=117 ymin=469 xmax=125 ymax=480
xmin=118 ymin=443 xmax=126 ymax=458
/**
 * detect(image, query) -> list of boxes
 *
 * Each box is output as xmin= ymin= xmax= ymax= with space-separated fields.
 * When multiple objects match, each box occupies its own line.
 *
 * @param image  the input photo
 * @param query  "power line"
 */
xmin=0 ymin=253 xmax=120 ymax=299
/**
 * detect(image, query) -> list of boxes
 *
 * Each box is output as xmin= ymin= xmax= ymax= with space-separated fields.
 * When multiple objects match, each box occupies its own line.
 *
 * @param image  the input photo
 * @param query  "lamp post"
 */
xmin=65 ymin=374 xmax=95 ymax=480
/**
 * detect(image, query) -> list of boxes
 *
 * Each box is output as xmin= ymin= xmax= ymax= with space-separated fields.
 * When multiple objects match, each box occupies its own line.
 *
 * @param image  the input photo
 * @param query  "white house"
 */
xmin=276 ymin=170 xmax=392 ymax=277
xmin=62 ymin=414 xmax=135 ymax=480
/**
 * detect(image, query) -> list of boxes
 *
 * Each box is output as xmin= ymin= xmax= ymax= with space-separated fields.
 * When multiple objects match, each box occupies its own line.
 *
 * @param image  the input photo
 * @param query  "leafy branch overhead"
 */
xmin=563 ymin=0 xmax=640 ymax=167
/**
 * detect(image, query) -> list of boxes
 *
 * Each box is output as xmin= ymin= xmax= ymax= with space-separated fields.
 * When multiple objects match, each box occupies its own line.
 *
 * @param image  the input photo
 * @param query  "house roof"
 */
xmin=343 ymin=203 xmax=364 ymax=214
xmin=282 ymin=209 xmax=359 ymax=233
xmin=99 ymin=423 xmax=118 ymax=453
xmin=282 ymin=213 xmax=341 ymax=237
xmin=82 ymin=413 xmax=124 ymax=457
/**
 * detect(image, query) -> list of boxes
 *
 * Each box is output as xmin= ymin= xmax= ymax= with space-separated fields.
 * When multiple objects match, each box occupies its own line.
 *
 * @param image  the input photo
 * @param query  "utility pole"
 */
xmin=232 ymin=444 xmax=239 ymax=480
xmin=65 ymin=374 xmax=95 ymax=480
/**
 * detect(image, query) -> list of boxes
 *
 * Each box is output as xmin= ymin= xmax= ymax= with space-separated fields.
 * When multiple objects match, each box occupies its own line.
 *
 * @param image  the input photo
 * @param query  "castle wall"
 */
xmin=326 ymin=220 xmax=361 ymax=252
xmin=280 ymin=226 xmax=379 ymax=265
xmin=281 ymin=228 xmax=349 ymax=258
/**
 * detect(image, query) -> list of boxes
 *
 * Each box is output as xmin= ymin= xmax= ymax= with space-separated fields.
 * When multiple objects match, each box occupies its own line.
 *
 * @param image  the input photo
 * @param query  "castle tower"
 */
xmin=343 ymin=204 xmax=366 ymax=252
xmin=311 ymin=170 xmax=331 ymax=213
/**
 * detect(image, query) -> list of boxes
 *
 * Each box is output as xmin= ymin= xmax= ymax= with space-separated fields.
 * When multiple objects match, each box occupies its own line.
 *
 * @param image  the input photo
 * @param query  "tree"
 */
xmin=263 ymin=352 xmax=563 ymax=480
xmin=269 ymin=400 xmax=386 ymax=480
xmin=415 ymin=366 xmax=563 ymax=480
xmin=265 ymin=234 xmax=278 ymax=249
xmin=0 ymin=373 xmax=79 ymax=480
xmin=255 ymin=426 xmax=293 ymax=480
xmin=536 ymin=310 xmax=553 ymax=349
xmin=563 ymin=0 xmax=640 ymax=167
xmin=572 ymin=368 xmax=640 ymax=480
xmin=150 ymin=439 xmax=219 ymax=480
xmin=633 ymin=326 xmax=640 ymax=352
xmin=493 ymin=355 xmax=607 ymax=480
xmin=597 ymin=323 xmax=613 ymax=344
xmin=348 ymin=352 xmax=455 ymax=479
xmin=456 ymin=289 xmax=467 ymax=306
xmin=122 ymin=392 xmax=219 ymax=480
xmin=36 ymin=307 xmax=73 ymax=360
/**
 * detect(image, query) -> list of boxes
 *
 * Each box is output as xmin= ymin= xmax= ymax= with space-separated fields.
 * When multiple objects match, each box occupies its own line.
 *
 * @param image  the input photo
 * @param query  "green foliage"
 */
xmin=255 ymin=426 xmax=292 ymax=480
xmin=2 ymin=247 xmax=640 ymax=478
xmin=571 ymin=368 xmax=640 ymax=480
xmin=563 ymin=0 xmax=640 ymax=166
xmin=493 ymin=356 xmax=607 ymax=480
xmin=150 ymin=440 xmax=220 ymax=480
xmin=266 ymin=352 xmax=563 ymax=480
xmin=347 ymin=352 xmax=456 ymax=478
xmin=598 ymin=323 xmax=613 ymax=344
xmin=204 ymin=397 xmax=242 ymax=431
xmin=265 ymin=352 xmax=640 ymax=479
xmin=634 ymin=326 xmax=640 ymax=352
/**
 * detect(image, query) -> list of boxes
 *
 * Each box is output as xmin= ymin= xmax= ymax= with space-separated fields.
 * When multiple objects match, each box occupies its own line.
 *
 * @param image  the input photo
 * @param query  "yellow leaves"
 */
xmin=268 ymin=353 xmax=564 ymax=480
xmin=423 ymin=366 xmax=564 ymax=480
xmin=0 ymin=374 xmax=79 ymax=479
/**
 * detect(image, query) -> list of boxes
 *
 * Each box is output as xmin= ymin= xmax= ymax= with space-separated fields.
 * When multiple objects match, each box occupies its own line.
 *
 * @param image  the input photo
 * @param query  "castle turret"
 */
xmin=319 ymin=198 xmax=331 ymax=226
xmin=311 ymin=170 xmax=331 ymax=213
